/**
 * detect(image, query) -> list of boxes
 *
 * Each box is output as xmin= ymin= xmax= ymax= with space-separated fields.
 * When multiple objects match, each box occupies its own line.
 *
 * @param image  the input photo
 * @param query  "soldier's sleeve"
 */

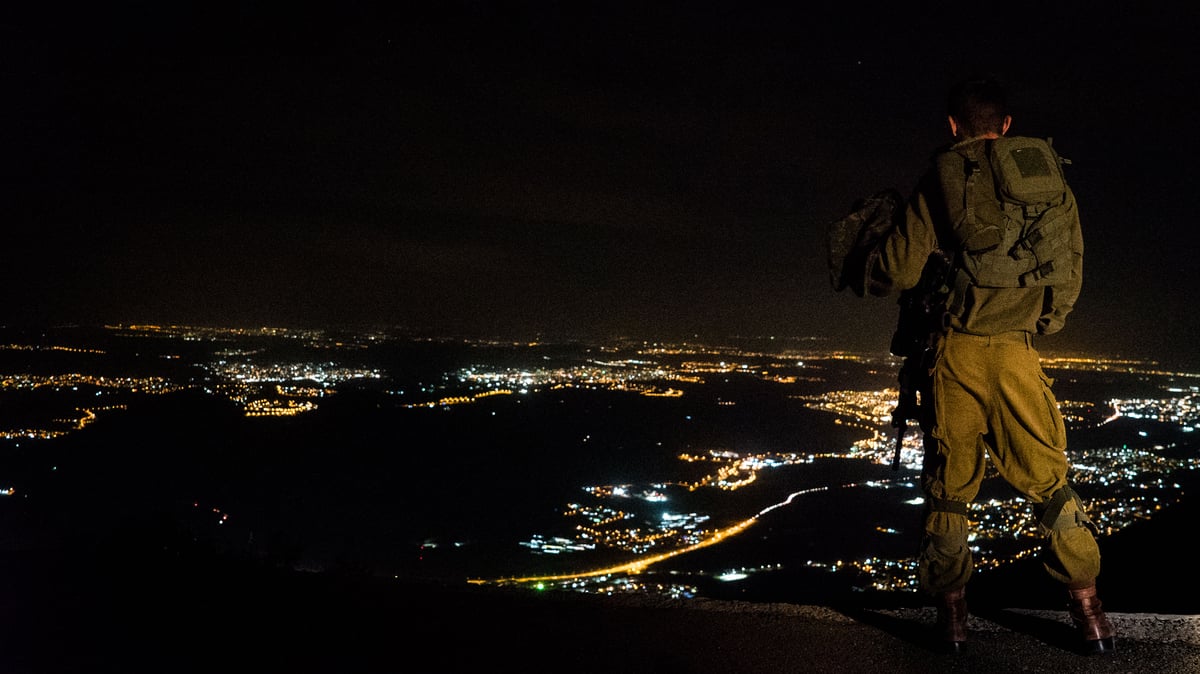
xmin=1038 ymin=187 xmax=1084 ymax=335
xmin=866 ymin=179 xmax=939 ymax=297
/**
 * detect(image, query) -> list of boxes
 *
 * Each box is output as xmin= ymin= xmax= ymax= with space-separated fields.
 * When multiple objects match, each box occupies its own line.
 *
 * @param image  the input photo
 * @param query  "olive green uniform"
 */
xmin=869 ymin=139 xmax=1098 ymax=594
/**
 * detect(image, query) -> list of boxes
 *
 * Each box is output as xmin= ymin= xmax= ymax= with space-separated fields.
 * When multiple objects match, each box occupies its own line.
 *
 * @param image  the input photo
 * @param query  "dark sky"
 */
xmin=5 ymin=3 xmax=1199 ymax=363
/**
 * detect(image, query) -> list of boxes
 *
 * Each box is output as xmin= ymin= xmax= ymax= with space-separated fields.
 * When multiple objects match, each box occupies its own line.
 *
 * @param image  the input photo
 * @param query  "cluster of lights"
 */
xmin=2 ymin=328 xmax=1196 ymax=600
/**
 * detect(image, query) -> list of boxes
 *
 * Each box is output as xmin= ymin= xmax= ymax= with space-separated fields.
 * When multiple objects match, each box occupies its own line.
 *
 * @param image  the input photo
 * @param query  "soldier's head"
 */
xmin=947 ymin=76 xmax=1012 ymax=140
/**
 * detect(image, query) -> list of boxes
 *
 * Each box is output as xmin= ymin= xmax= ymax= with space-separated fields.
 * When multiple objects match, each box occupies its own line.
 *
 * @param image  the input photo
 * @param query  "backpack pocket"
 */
xmin=990 ymin=137 xmax=1065 ymax=205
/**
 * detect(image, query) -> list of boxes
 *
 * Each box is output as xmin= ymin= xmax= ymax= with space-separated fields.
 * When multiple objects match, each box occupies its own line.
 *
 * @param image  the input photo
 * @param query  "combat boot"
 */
xmin=935 ymin=586 xmax=968 ymax=653
xmin=1066 ymin=585 xmax=1115 ymax=654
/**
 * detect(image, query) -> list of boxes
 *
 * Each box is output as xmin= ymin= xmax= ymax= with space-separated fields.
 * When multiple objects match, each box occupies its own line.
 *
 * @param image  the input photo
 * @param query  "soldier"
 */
xmin=838 ymin=76 xmax=1114 ymax=654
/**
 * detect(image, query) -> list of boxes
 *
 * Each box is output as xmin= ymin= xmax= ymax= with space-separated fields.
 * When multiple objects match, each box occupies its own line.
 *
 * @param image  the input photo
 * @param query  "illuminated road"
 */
xmin=470 ymin=479 xmax=904 ymax=587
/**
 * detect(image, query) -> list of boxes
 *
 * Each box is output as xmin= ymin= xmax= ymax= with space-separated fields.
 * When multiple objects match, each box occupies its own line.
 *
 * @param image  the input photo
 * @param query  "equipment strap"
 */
xmin=929 ymin=497 xmax=969 ymax=517
xmin=1037 ymin=485 xmax=1078 ymax=529
xmin=945 ymin=145 xmax=984 ymax=318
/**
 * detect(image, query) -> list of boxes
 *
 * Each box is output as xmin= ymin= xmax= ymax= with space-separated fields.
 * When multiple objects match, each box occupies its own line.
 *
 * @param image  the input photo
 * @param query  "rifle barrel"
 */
xmin=892 ymin=423 xmax=904 ymax=471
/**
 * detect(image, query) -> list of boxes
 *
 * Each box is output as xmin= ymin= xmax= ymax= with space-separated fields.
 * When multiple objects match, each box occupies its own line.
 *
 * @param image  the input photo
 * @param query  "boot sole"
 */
xmin=1081 ymin=636 xmax=1116 ymax=655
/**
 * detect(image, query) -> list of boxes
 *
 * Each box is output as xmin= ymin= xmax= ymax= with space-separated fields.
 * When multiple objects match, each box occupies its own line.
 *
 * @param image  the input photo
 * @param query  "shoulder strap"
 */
xmin=936 ymin=140 xmax=1003 ymax=255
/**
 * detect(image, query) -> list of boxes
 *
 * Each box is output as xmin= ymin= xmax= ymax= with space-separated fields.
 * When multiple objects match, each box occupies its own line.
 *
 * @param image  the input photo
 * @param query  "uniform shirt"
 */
xmin=867 ymin=139 xmax=1084 ymax=337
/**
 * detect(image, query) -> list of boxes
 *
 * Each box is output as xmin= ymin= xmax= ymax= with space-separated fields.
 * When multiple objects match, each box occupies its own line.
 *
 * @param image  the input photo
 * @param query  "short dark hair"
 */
xmin=947 ymin=77 xmax=1009 ymax=137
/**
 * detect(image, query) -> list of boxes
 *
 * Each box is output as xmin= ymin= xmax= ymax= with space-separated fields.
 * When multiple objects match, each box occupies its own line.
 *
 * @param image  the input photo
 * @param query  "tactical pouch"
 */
xmin=990 ymin=137 xmax=1066 ymax=206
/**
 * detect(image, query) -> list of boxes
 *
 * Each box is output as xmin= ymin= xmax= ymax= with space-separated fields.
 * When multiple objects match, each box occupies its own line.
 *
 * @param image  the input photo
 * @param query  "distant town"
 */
xmin=2 ymin=323 xmax=1197 ymax=601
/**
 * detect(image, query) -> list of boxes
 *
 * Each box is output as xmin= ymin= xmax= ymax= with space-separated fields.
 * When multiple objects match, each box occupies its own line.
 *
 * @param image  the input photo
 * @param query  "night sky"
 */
xmin=5 ymin=3 xmax=1198 ymax=363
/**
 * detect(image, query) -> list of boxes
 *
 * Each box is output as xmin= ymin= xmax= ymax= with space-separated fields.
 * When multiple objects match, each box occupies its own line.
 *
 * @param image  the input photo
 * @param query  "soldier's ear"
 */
xmin=948 ymin=115 xmax=959 ymax=138
xmin=1001 ymin=115 xmax=1012 ymax=135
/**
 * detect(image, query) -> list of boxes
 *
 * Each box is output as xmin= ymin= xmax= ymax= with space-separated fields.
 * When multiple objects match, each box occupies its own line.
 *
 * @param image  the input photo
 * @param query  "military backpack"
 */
xmin=935 ymin=136 xmax=1075 ymax=289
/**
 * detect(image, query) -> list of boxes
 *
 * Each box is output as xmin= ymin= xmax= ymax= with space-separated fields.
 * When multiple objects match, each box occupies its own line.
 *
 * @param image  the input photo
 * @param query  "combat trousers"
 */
xmin=918 ymin=329 xmax=1102 ymax=595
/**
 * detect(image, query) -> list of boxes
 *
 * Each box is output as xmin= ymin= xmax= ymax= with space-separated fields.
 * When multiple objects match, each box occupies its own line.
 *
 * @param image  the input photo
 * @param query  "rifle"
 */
xmin=890 ymin=337 xmax=936 ymax=471
xmin=888 ymin=250 xmax=953 ymax=470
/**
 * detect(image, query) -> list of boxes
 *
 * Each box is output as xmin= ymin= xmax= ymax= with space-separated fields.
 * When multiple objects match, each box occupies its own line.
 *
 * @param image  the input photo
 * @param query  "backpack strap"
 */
xmin=935 ymin=142 xmax=987 ymax=318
